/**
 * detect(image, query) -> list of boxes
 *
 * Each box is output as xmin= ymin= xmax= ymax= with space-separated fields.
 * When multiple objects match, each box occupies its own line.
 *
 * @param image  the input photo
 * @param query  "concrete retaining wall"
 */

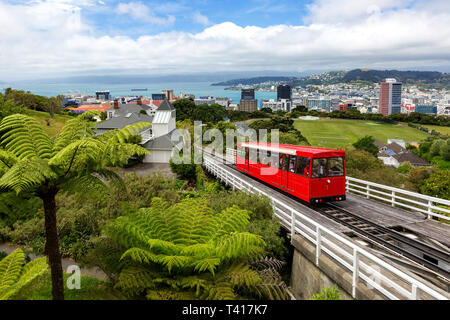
xmin=290 ymin=235 xmax=385 ymax=300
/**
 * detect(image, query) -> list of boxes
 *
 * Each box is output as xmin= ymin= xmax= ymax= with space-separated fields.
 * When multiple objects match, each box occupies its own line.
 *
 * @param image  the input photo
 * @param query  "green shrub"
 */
xmin=310 ymin=286 xmax=341 ymax=300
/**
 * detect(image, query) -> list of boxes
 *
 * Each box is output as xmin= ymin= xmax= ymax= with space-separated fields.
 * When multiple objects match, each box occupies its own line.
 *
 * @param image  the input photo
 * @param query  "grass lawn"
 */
xmin=421 ymin=124 xmax=450 ymax=136
xmin=26 ymin=110 xmax=73 ymax=137
xmin=15 ymin=273 xmax=126 ymax=300
xmin=294 ymin=118 xmax=430 ymax=149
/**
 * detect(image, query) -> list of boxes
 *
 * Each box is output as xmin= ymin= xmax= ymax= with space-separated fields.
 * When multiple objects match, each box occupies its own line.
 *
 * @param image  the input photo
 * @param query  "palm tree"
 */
xmin=0 ymin=112 xmax=150 ymax=300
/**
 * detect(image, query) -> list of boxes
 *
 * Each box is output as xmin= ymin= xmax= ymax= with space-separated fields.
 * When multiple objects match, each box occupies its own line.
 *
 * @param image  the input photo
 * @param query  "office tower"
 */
xmin=277 ymin=84 xmax=291 ymax=101
xmin=379 ymin=78 xmax=402 ymax=116
xmin=241 ymin=88 xmax=255 ymax=100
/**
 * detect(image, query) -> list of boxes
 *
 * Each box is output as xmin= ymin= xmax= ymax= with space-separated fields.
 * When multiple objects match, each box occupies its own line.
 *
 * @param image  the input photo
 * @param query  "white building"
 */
xmin=96 ymin=100 xmax=181 ymax=164
xmin=261 ymin=99 xmax=292 ymax=112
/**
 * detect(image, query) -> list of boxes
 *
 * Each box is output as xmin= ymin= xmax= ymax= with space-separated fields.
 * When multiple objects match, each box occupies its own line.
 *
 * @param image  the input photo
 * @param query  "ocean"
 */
xmin=1 ymin=80 xmax=277 ymax=106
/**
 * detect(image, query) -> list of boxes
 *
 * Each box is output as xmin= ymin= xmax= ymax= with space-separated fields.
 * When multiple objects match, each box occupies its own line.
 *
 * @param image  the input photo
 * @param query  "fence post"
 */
xmin=316 ymin=227 xmax=321 ymax=266
xmin=291 ymin=210 xmax=295 ymax=244
xmin=427 ymin=200 xmax=432 ymax=220
xmin=352 ymin=248 xmax=359 ymax=298
xmin=366 ymin=184 xmax=370 ymax=199
xmin=411 ymin=284 xmax=418 ymax=300
xmin=391 ymin=191 xmax=395 ymax=207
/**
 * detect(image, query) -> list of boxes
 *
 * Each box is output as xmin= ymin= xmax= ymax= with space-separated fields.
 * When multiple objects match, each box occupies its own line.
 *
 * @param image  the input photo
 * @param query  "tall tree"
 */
xmin=0 ymin=112 xmax=150 ymax=300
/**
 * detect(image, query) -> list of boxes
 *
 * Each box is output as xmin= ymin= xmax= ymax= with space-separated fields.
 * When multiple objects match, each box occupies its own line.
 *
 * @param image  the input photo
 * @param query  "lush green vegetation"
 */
xmin=249 ymin=115 xmax=309 ymax=146
xmin=0 ymin=249 xmax=48 ymax=300
xmin=173 ymin=98 xmax=268 ymax=123
xmin=293 ymin=118 xmax=429 ymax=149
xmin=101 ymin=197 xmax=288 ymax=300
xmin=352 ymin=136 xmax=379 ymax=156
xmin=0 ymin=112 xmax=150 ymax=299
xmin=0 ymin=165 xmax=291 ymax=300
xmin=14 ymin=272 xmax=125 ymax=300
xmin=310 ymin=286 xmax=342 ymax=300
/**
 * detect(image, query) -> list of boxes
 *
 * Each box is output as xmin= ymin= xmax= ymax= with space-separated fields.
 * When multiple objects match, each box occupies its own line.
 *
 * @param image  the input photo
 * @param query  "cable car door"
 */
xmin=244 ymin=147 xmax=250 ymax=172
xmin=281 ymin=154 xmax=289 ymax=189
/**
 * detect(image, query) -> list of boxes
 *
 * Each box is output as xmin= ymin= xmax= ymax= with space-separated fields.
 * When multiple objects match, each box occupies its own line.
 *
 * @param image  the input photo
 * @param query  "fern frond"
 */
xmin=0 ymin=257 xmax=48 ymax=300
xmin=52 ymin=116 xmax=96 ymax=155
xmin=60 ymin=173 xmax=109 ymax=196
xmin=228 ymin=264 xmax=262 ymax=289
xmin=0 ymin=158 xmax=57 ymax=194
xmin=120 ymin=247 xmax=164 ymax=265
xmin=101 ymin=122 xmax=152 ymax=144
xmin=201 ymin=281 xmax=236 ymax=300
xmin=95 ymin=168 xmax=126 ymax=193
xmin=48 ymin=138 xmax=104 ymax=175
xmin=216 ymin=232 xmax=265 ymax=260
xmin=192 ymin=257 xmax=221 ymax=275
xmin=0 ymin=149 xmax=18 ymax=170
xmin=0 ymin=249 xmax=25 ymax=292
xmin=0 ymin=114 xmax=52 ymax=160
xmin=212 ymin=205 xmax=251 ymax=239
xmin=115 ymin=266 xmax=157 ymax=295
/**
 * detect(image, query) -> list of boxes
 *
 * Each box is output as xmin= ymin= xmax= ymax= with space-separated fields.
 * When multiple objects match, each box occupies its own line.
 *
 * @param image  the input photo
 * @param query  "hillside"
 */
xmin=291 ymin=69 xmax=449 ymax=88
xmin=27 ymin=110 xmax=73 ymax=136
xmin=211 ymin=76 xmax=297 ymax=86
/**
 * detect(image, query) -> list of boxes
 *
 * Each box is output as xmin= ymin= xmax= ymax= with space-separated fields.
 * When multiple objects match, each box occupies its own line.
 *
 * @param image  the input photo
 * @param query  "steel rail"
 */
xmin=316 ymin=203 xmax=450 ymax=281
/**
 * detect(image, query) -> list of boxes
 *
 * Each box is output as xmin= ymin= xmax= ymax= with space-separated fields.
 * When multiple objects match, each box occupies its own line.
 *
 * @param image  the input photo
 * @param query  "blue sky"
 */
xmin=81 ymin=0 xmax=314 ymax=37
xmin=0 ymin=0 xmax=449 ymax=80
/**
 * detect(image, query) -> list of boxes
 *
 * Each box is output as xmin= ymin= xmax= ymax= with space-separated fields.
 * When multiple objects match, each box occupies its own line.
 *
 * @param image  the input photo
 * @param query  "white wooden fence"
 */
xmin=204 ymin=150 xmax=449 ymax=300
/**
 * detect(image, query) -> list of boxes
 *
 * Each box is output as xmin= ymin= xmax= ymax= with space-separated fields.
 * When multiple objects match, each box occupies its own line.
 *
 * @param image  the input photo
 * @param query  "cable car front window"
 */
xmin=311 ymin=158 xmax=327 ymax=178
xmin=328 ymin=157 xmax=344 ymax=177
xmin=296 ymin=157 xmax=311 ymax=177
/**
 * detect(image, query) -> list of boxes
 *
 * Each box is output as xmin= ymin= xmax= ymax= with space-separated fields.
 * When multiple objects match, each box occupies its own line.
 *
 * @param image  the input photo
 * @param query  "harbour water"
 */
xmin=1 ymin=80 xmax=277 ymax=105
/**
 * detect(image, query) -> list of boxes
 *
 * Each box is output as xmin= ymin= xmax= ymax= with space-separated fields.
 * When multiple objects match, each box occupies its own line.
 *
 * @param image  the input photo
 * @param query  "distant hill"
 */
xmin=341 ymin=69 xmax=448 ymax=83
xmin=290 ymin=69 xmax=450 ymax=89
xmin=211 ymin=76 xmax=297 ymax=86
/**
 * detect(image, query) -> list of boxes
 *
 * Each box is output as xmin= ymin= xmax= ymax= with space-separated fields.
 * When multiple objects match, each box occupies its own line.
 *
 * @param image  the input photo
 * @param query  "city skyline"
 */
xmin=0 ymin=0 xmax=450 ymax=80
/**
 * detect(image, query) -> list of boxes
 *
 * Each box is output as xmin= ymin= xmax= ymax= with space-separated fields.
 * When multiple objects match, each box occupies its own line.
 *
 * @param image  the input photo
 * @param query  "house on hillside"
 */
xmin=374 ymin=140 xmax=429 ymax=168
xmin=95 ymin=100 xmax=182 ymax=163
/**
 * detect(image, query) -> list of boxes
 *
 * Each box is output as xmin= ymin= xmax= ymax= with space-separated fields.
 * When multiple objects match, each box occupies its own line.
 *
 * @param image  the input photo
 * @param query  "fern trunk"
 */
xmin=42 ymin=189 xmax=64 ymax=300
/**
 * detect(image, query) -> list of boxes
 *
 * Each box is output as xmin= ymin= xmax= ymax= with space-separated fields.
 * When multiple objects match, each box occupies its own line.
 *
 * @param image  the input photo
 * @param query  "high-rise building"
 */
xmin=277 ymin=84 xmax=291 ymax=101
xmin=152 ymin=93 xmax=166 ymax=100
xmin=239 ymin=99 xmax=258 ymax=112
xmin=96 ymin=90 xmax=111 ymax=101
xmin=162 ymin=90 xmax=174 ymax=101
xmin=241 ymin=88 xmax=255 ymax=100
xmin=379 ymin=78 xmax=402 ymax=116
xmin=194 ymin=96 xmax=216 ymax=105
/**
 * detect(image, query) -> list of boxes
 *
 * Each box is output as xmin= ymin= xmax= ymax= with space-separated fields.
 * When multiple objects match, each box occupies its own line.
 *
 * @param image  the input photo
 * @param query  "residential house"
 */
xmin=374 ymin=140 xmax=429 ymax=168
xmin=95 ymin=100 xmax=182 ymax=164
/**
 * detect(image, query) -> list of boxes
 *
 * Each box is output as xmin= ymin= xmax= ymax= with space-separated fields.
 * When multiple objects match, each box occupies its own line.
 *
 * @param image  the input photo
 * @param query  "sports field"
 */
xmin=421 ymin=124 xmax=450 ymax=136
xmin=294 ymin=118 xmax=430 ymax=149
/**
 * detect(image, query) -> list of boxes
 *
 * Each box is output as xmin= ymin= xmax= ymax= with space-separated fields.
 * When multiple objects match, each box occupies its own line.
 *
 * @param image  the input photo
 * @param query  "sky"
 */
xmin=0 ymin=0 xmax=449 ymax=80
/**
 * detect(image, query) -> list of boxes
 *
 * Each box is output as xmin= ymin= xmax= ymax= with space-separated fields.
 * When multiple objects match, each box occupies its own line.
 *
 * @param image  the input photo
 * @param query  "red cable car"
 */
xmin=235 ymin=142 xmax=346 ymax=204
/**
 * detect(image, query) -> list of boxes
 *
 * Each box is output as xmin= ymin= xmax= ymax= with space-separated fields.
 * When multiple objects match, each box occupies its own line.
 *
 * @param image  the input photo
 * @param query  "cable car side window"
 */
xmin=328 ymin=157 xmax=344 ymax=177
xmin=271 ymin=152 xmax=279 ymax=168
xmin=311 ymin=158 xmax=327 ymax=178
xmin=281 ymin=155 xmax=289 ymax=171
xmin=296 ymin=157 xmax=311 ymax=177
xmin=288 ymin=156 xmax=296 ymax=173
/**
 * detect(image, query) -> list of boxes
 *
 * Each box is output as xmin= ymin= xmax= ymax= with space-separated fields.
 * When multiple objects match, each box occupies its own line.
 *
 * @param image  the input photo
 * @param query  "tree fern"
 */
xmin=0 ymin=114 xmax=151 ymax=300
xmin=0 ymin=249 xmax=49 ymax=300
xmin=0 ymin=114 xmax=52 ymax=160
xmin=107 ymin=197 xmax=289 ymax=300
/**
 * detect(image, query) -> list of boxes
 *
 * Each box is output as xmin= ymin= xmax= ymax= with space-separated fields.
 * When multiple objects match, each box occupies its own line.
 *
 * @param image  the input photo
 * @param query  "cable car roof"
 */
xmin=238 ymin=142 xmax=345 ymax=157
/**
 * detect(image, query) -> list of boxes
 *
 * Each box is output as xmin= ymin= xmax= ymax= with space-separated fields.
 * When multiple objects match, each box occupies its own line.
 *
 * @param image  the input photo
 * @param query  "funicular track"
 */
xmin=204 ymin=151 xmax=450 ymax=286
xmin=315 ymin=203 xmax=450 ymax=285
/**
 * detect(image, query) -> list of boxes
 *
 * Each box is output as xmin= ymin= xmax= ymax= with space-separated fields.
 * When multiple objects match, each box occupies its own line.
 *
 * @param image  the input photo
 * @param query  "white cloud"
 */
xmin=0 ymin=0 xmax=449 ymax=80
xmin=193 ymin=12 xmax=210 ymax=26
xmin=116 ymin=1 xmax=175 ymax=26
